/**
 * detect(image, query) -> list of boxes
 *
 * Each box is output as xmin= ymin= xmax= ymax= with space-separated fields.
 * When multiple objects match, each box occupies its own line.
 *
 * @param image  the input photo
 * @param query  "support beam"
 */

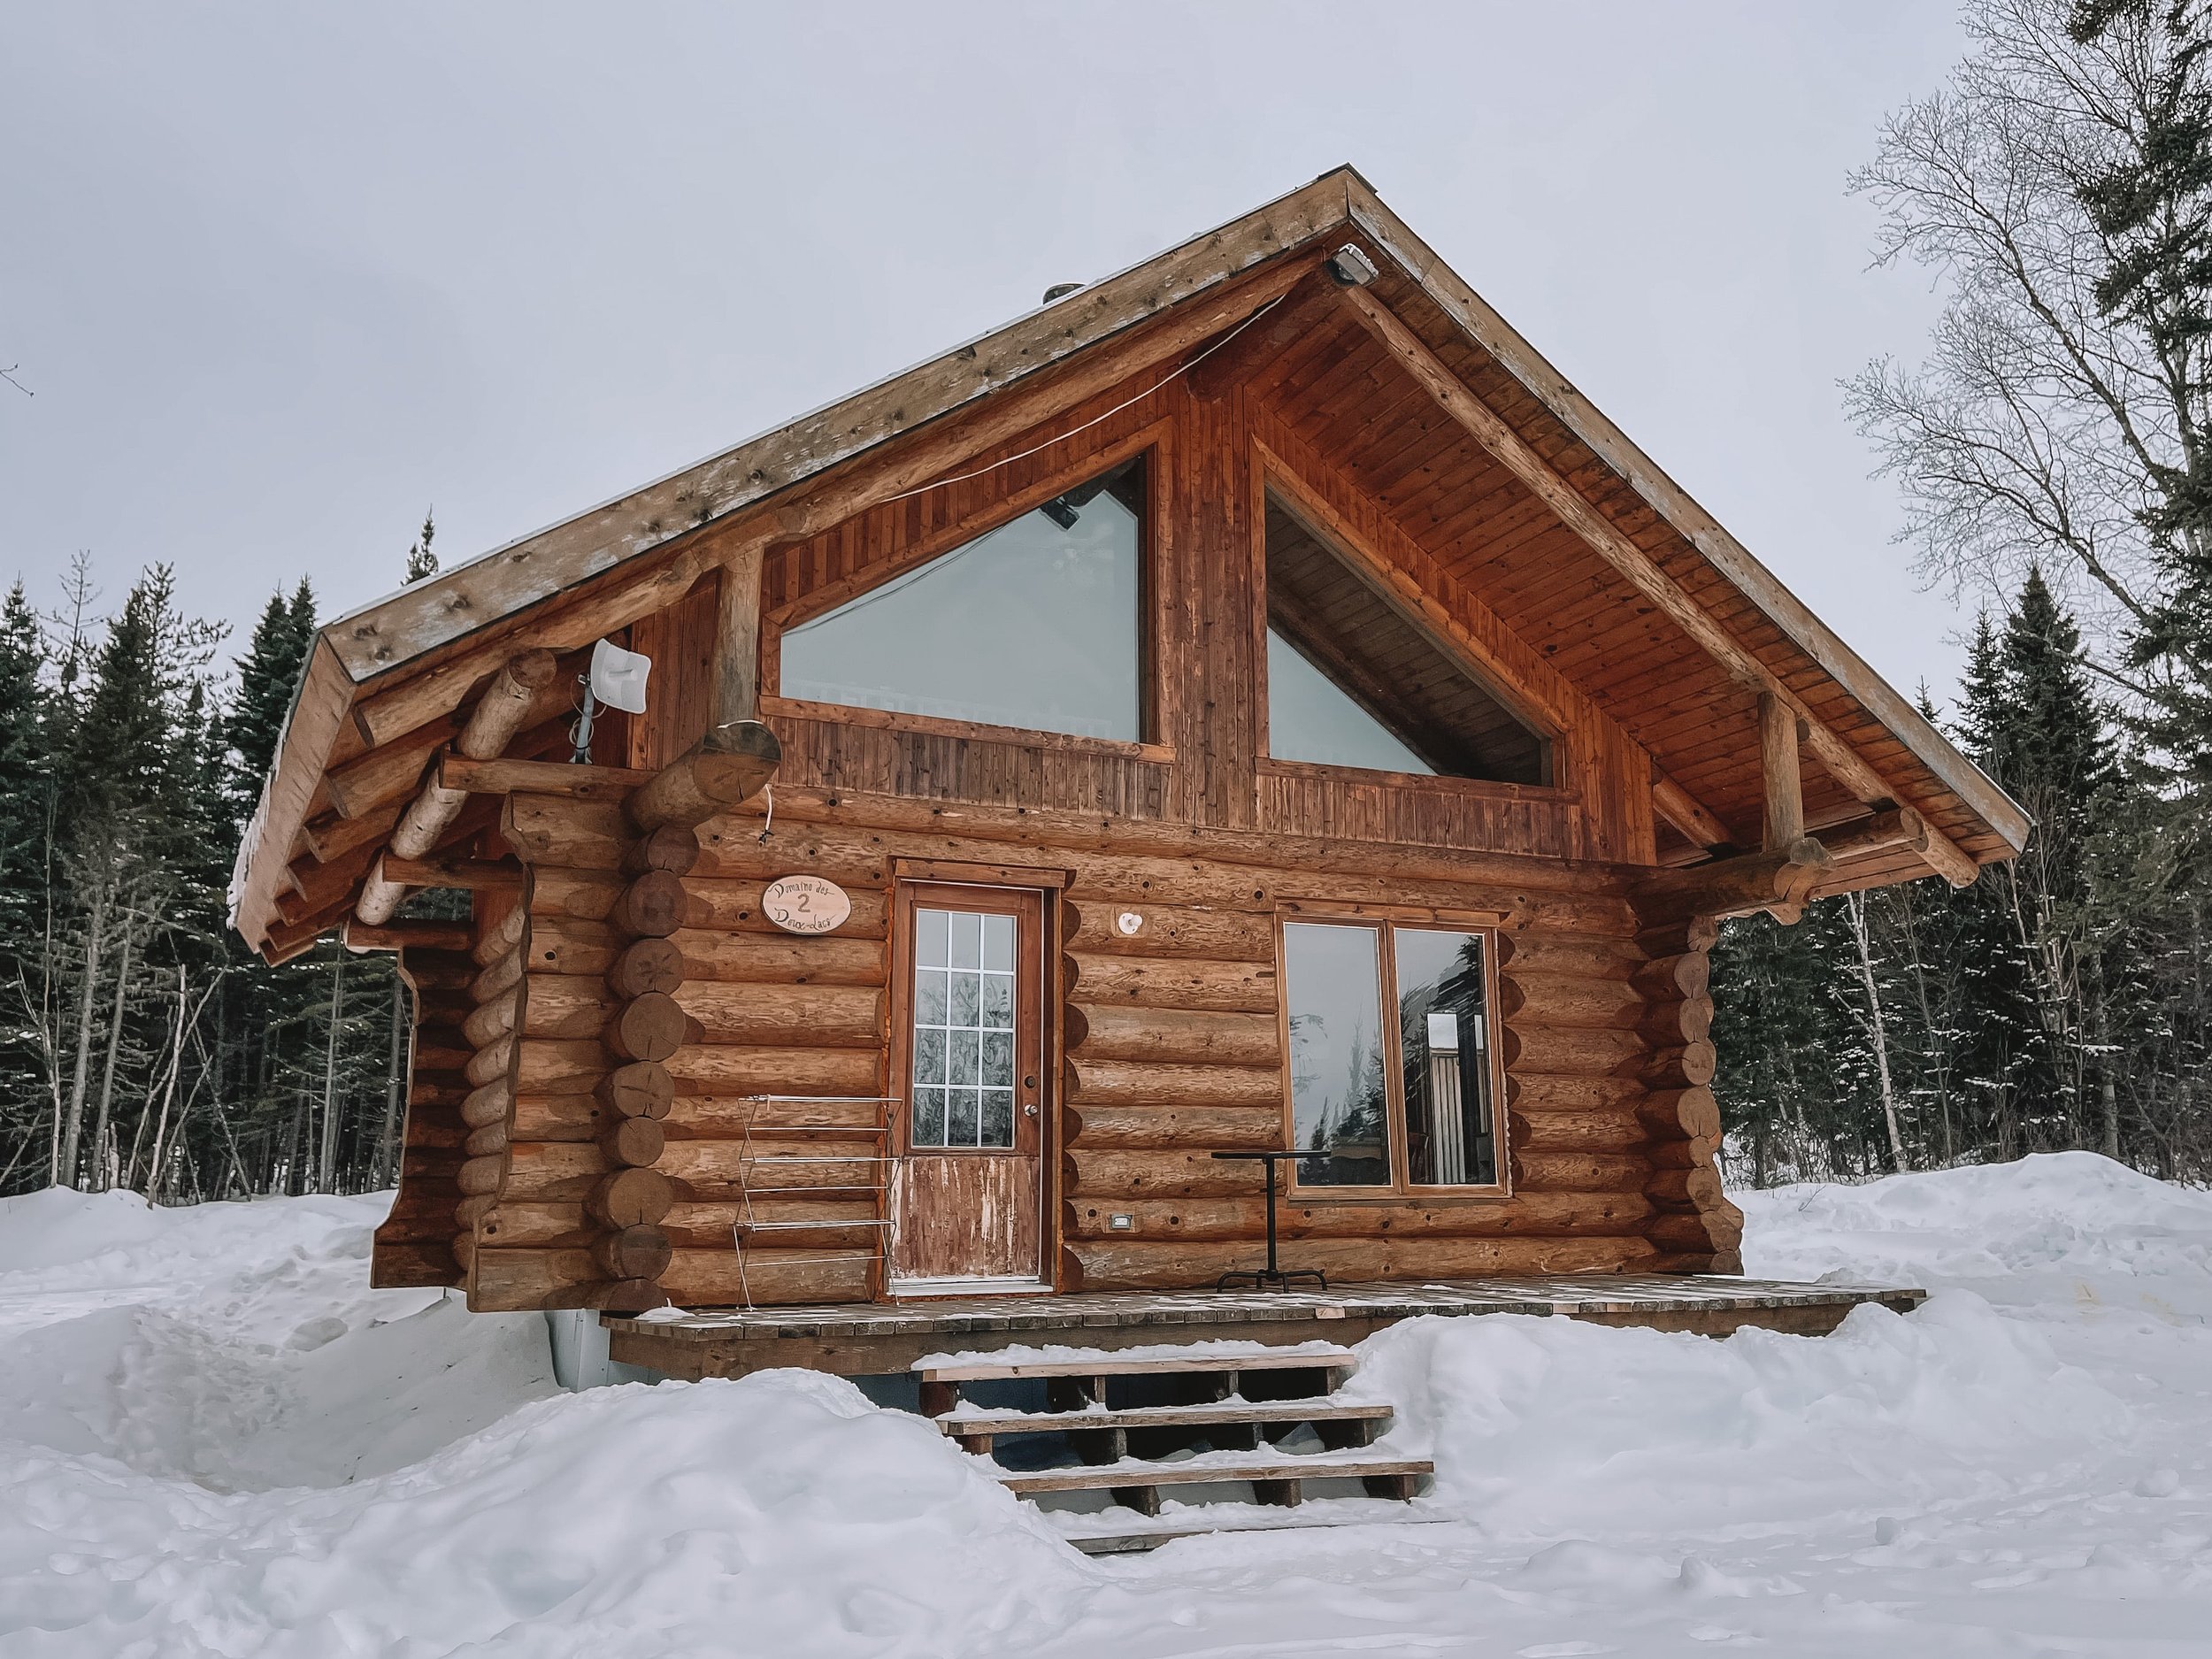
xmin=438 ymin=754 xmax=654 ymax=800
xmin=1630 ymin=838 xmax=1833 ymax=927
xmin=342 ymin=918 xmax=474 ymax=954
xmin=356 ymin=650 xmax=557 ymax=926
xmin=626 ymin=719 xmax=781 ymax=833
xmin=1330 ymin=280 xmax=1982 ymax=888
xmin=1651 ymin=769 xmax=1732 ymax=852
xmin=1817 ymin=806 xmax=1929 ymax=863
xmin=374 ymin=854 xmax=526 ymax=892
xmin=713 ymin=546 xmax=765 ymax=726
xmin=1757 ymin=692 xmax=1804 ymax=851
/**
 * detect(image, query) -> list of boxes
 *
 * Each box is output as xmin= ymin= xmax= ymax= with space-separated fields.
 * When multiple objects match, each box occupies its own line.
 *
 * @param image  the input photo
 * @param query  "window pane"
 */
xmin=913 ymin=1026 xmax=946 ymax=1087
xmin=780 ymin=457 xmax=1144 ymax=741
xmin=949 ymin=972 xmax=980 ymax=1028
xmin=916 ymin=909 xmax=949 ymax=968
xmin=1266 ymin=629 xmax=1434 ymax=774
xmin=981 ymin=1030 xmax=1013 ymax=1090
xmin=912 ymin=1087 xmax=947 ymax=1147
xmin=915 ymin=968 xmax=949 ymax=1026
xmin=979 ymin=1090 xmax=1014 ymax=1148
xmin=983 ymin=913 xmax=1014 ymax=972
xmin=1282 ymin=922 xmax=1393 ymax=1187
xmin=949 ymin=910 xmax=981 ymax=970
xmin=948 ymin=1088 xmax=980 ymax=1146
xmin=981 ymin=972 xmax=1012 ymax=1026
xmin=1395 ymin=929 xmax=1496 ymax=1187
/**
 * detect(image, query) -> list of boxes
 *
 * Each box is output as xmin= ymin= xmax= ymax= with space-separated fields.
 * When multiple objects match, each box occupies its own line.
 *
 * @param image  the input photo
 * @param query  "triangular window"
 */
xmin=779 ymin=457 xmax=1146 ymax=741
xmin=1264 ymin=491 xmax=1547 ymax=784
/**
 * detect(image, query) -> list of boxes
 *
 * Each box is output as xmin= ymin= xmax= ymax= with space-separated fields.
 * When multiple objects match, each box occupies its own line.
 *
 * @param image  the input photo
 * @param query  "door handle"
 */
xmin=1023 ymin=1103 xmax=1039 ymax=1118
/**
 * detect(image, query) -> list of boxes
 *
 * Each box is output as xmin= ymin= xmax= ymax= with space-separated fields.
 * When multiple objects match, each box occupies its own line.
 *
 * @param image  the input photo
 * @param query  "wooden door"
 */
xmin=889 ymin=883 xmax=1048 ymax=1289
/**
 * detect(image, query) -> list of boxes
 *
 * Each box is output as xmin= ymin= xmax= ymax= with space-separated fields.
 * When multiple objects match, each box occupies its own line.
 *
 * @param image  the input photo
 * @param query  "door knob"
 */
xmin=1024 ymin=1103 xmax=1039 ymax=1118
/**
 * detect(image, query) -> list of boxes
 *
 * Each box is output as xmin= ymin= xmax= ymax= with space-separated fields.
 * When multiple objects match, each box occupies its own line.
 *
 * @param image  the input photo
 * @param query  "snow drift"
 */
xmin=2 ymin=1155 xmax=2207 ymax=1656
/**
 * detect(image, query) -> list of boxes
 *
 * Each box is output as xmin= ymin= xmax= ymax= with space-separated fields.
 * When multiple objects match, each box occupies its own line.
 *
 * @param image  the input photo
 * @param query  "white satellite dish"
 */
xmin=588 ymin=639 xmax=652 ymax=715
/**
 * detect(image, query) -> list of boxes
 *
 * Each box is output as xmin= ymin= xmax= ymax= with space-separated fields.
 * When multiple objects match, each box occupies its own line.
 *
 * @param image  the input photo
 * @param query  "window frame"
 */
xmin=1273 ymin=909 xmax=1511 ymax=1201
xmin=761 ymin=427 xmax=1165 ymax=754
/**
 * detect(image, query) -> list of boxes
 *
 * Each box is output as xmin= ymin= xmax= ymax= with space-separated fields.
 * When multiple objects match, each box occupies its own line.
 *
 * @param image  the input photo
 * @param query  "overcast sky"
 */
xmin=2 ymin=3 xmax=1977 ymax=706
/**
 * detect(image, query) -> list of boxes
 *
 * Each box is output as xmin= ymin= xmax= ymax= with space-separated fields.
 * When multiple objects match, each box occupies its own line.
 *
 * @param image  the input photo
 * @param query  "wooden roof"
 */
xmin=232 ymin=165 xmax=2027 ymax=959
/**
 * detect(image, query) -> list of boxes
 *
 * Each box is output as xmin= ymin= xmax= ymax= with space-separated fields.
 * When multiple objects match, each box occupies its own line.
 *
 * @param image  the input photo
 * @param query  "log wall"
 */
xmin=454 ymin=787 xmax=1737 ymax=1307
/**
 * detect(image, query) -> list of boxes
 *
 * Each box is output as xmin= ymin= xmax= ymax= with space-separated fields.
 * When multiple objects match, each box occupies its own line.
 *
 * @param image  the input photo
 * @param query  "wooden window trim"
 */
xmin=762 ymin=421 xmax=1170 ymax=749
xmin=1273 ymin=910 xmax=1511 ymax=1202
xmin=892 ymin=857 xmax=1071 ymax=890
xmin=761 ymin=694 xmax=1178 ymax=764
xmin=1256 ymin=754 xmax=1574 ymax=805
xmin=889 ymin=881 xmax=1048 ymax=1160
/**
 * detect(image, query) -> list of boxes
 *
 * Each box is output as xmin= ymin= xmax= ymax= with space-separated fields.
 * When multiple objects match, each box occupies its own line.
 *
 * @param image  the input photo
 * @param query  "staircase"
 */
xmin=917 ymin=1343 xmax=1433 ymax=1554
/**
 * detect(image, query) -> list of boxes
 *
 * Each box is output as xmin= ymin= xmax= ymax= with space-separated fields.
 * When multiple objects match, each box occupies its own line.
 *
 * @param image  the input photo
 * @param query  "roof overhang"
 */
xmin=232 ymin=165 xmax=2028 ymax=958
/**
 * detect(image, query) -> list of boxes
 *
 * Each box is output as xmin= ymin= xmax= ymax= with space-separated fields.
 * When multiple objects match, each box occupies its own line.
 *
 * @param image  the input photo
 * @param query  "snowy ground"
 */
xmin=2 ymin=1154 xmax=2208 ymax=1656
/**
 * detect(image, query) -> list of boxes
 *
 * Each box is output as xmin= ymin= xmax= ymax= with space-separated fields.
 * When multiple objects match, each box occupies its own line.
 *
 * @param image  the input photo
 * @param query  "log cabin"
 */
xmin=230 ymin=166 xmax=2025 ymax=1353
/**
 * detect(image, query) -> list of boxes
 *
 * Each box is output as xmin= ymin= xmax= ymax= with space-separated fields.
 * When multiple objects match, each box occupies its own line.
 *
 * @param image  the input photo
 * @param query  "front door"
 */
xmin=889 ymin=882 xmax=1048 ymax=1291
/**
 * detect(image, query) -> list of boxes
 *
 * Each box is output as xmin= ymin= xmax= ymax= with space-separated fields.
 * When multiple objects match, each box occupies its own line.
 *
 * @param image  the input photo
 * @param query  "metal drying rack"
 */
xmin=728 ymin=1094 xmax=900 ymax=1309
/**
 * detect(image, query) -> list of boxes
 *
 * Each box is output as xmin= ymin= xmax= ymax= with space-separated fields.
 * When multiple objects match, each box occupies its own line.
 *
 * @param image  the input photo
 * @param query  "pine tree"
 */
xmin=0 ymin=584 xmax=53 ymax=1184
xmin=222 ymin=580 xmax=316 ymax=830
xmin=403 ymin=511 xmax=438 ymax=585
xmin=2070 ymin=0 xmax=2212 ymax=788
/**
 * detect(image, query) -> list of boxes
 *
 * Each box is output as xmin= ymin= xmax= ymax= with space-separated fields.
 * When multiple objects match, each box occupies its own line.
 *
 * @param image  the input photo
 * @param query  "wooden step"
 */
xmin=935 ymin=1400 xmax=1393 ymax=1437
xmin=916 ymin=1345 xmax=1357 ymax=1384
xmin=1066 ymin=1512 xmax=1455 ymax=1555
xmin=940 ymin=1398 xmax=1391 ymax=1455
xmin=995 ymin=1455 xmax=1432 ymax=1515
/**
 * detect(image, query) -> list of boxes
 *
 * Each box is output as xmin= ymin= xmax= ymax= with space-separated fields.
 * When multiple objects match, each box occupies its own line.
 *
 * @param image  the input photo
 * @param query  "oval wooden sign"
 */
xmin=761 ymin=874 xmax=851 ymax=935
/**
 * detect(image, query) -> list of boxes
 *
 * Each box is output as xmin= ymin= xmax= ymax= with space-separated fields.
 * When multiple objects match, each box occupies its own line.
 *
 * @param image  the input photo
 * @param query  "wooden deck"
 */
xmin=603 ymin=1274 xmax=1926 ymax=1380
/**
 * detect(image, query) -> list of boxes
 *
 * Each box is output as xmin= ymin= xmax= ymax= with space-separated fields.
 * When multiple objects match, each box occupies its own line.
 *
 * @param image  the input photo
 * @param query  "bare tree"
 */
xmin=1847 ymin=0 xmax=2212 ymax=714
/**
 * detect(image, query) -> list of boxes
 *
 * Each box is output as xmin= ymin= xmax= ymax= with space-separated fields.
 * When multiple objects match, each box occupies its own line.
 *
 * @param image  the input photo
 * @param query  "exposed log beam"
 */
xmin=626 ymin=719 xmax=781 ymax=833
xmin=357 ymin=652 xmax=556 ymax=926
xmin=1758 ymin=692 xmax=1805 ymax=851
xmin=343 ymin=918 xmax=475 ymax=953
xmin=1330 ymin=279 xmax=1981 ymax=889
xmin=1817 ymin=805 xmax=1929 ymax=863
xmin=713 ymin=545 xmax=765 ymax=726
xmin=373 ymin=854 xmax=526 ymax=892
xmin=439 ymin=754 xmax=654 ymax=800
xmin=1631 ymin=838 xmax=1833 ymax=927
xmin=1650 ymin=769 xmax=1732 ymax=852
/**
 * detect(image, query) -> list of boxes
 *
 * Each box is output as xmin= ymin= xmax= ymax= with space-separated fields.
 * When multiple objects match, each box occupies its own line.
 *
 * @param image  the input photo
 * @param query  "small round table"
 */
xmin=1209 ymin=1150 xmax=1328 ymax=1292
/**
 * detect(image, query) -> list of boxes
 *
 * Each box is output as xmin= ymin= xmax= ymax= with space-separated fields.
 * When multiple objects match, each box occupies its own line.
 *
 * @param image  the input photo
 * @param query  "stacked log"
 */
xmin=457 ymin=792 xmax=686 ymax=1312
xmin=1624 ymin=912 xmax=1742 ymax=1273
xmin=367 ymin=944 xmax=472 ymax=1287
xmin=657 ymin=818 xmax=891 ymax=1308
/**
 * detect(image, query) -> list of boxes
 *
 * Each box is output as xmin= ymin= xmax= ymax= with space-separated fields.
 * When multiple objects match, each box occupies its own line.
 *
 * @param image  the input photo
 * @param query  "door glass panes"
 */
xmin=1394 ymin=929 xmax=1496 ymax=1186
xmin=780 ymin=457 xmax=1145 ymax=741
xmin=911 ymin=908 xmax=1018 ymax=1148
xmin=1267 ymin=628 xmax=1434 ymax=774
xmin=1282 ymin=922 xmax=1393 ymax=1187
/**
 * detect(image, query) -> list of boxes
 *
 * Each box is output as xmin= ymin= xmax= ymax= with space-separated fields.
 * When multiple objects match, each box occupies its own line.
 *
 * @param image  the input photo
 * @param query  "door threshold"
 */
xmin=890 ymin=1276 xmax=1050 ymax=1300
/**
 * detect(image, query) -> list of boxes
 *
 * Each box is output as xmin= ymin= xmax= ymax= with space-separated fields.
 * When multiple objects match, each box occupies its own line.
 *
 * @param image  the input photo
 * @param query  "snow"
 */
xmin=3 ymin=1153 xmax=2208 ymax=1655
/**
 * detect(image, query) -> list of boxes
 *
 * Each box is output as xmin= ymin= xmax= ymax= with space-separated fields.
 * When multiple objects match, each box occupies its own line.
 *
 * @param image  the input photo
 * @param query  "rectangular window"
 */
xmin=1281 ymin=918 xmax=1502 ymax=1192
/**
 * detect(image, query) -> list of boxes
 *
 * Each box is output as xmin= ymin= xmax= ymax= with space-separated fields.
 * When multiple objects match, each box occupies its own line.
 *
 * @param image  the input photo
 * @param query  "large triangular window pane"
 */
xmin=1264 ymin=491 xmax=1547 ymax=783
xmin=780 ymin=457 xmax=1145 ymax=741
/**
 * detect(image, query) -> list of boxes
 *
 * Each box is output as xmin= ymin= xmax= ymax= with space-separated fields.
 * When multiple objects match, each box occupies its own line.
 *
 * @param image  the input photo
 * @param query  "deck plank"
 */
xmin=603 ymin=1272 xmax=1925 ymax=1379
